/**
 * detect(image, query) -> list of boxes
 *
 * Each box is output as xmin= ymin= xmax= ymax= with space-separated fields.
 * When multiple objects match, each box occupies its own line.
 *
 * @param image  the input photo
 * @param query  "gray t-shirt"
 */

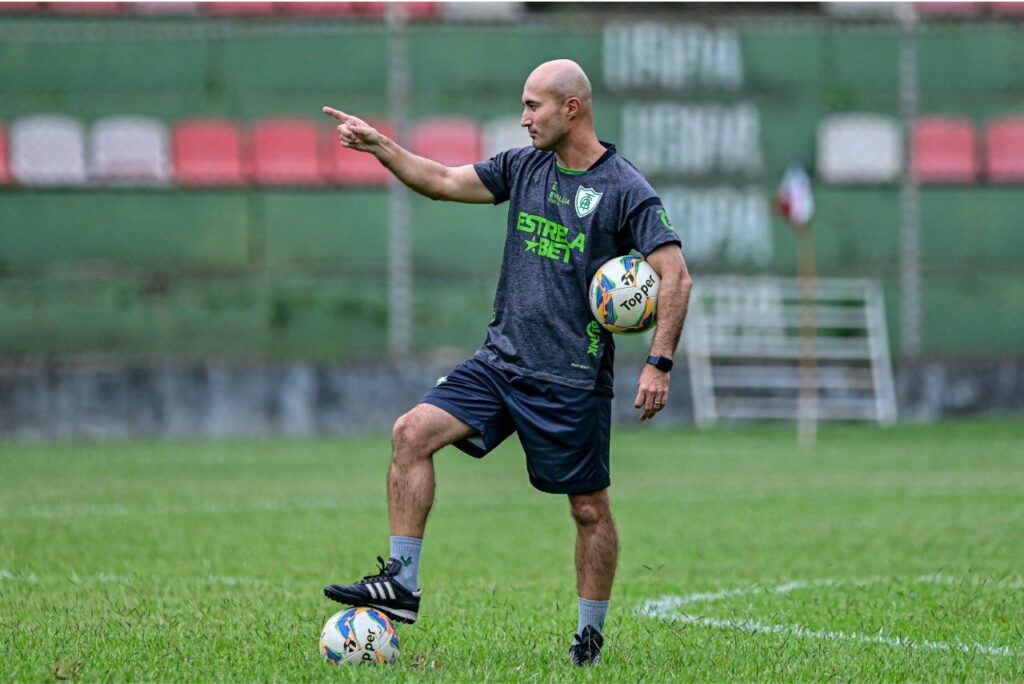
xmin=473 ymin=142 xmax=681 ymax=396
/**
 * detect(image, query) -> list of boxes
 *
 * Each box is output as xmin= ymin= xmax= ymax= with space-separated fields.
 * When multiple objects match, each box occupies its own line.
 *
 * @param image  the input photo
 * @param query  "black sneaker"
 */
xmin=323 ymin=556 xmax=421 ymax=624
xmin=569 ymin=625 xmax=603 ymax=666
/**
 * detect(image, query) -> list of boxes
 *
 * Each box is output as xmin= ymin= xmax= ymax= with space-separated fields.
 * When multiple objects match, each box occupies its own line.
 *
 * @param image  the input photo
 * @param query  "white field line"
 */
xmin=0 ymin=498 xmax=363 ymax=519
xmin=636 ymin=577 xmax=1024 ymax=658
xmin=0 ymin=494 xmax=802 ymax=519
xmin=1 ymin=569 xmax=272 ymax=588
xmin=916 ymin=573 xmax=1024 ymax=590
xmin=668 ymin=613 xmax=1018 ymax=658
xmin=4 ymin=482 xmax=1018 ymax=520
xmin=655 ymin=577 xmax=890 ymax=610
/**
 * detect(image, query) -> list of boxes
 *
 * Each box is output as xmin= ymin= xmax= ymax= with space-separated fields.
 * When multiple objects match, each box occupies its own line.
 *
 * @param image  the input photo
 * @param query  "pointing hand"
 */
xmin=322 ymin=106 xmax=383 ymax=153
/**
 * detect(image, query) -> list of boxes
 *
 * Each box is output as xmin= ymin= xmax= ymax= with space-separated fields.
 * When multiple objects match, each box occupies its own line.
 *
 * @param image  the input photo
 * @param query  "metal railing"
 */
xmin=685 ymin=276 xmax=897 ymax=427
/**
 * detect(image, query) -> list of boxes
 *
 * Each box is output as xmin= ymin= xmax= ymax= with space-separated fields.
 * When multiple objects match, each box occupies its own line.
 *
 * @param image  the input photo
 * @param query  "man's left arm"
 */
xmin=635 ymin=243 xmax=693 ymax=421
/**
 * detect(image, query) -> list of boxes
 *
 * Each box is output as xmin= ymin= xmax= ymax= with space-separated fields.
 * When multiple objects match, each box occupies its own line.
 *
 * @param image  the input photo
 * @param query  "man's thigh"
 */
xmin=419 ymin=357 xmax=516 ymax=457
xmin=398 ymin=403 xmax=478 ymax=454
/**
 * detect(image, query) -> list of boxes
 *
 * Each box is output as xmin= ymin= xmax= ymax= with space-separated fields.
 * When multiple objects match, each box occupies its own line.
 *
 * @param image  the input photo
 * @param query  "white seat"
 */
xmin=824 ymin=2 xmax=900 ymax=19
xmin=817 ymin=114 xmax=902 ymax=183
xmin=89 ymin=115 xmax=171 ymax=185
xmin=439 ymin=2 xmax=522 ymax=22
xmin=132 ymin=2 xmax=200 ymax=14
xmin=482 ymin=115 xmax=528 ymax=159
xmin=11 ymin=115 xmax=88 ymax=186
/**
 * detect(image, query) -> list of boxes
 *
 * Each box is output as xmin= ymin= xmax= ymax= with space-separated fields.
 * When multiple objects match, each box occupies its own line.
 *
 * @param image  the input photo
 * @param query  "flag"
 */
xmin=775 ymin=164 xmax=814 ymax=228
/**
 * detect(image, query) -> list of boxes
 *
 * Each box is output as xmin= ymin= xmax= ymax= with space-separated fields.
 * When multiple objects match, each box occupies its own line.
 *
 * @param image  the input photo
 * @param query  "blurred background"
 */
xmin=1 ymin=1 xmax=1022 ymax=439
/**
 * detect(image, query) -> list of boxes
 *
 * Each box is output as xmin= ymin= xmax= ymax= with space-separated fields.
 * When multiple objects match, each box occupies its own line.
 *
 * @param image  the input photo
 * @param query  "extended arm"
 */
xmin=323 ymin=106 xmax=494 ymax=204
xmin=634 ymin=242 xmax=693 ymax=421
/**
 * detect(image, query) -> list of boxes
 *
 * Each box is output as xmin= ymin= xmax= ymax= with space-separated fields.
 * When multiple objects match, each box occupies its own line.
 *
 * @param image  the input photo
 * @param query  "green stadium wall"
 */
xmin=1 ymin=18 xmax=1023 ymax=360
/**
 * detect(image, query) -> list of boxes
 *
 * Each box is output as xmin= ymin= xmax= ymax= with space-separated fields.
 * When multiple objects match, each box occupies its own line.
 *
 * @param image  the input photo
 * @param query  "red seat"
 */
xmin=250 ymin=118 xmax=323 ymax=186
xmin=322 ymin=119 xmax=394 ymax=186
xmin=0 ymin=3 xmax=42 ymax=12
xmin=274 ymin=2 xmax=355 ymax=15
xmin=45 ymin=2 xmax=124 ymax=13
xmin=0 ymin=125 xmax=11 ymax=185
xmin=202 ymin=2 xmax=275 ymax=16
xmin=912 ymin=117 xmax=979 ymax=184
xmin=172 ymin=117 xmax=245 ymax=186
xmin=985 ymin=117 xmax=1024 ymax=183
xmin=410 ymin=118 xmax=482 ymax=167
xmin=915 ymin=2 xmax=983 ymax=15
xmin=990 ymin=1 xmax=1024 ymax=15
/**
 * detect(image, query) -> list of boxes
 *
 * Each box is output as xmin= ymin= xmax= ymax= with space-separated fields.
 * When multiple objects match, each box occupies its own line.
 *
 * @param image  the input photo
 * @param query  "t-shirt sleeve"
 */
xmin=472 ymin=148 xmax=521 ymax=205
xmin=620 ymin=196 xmax=683 ymax=257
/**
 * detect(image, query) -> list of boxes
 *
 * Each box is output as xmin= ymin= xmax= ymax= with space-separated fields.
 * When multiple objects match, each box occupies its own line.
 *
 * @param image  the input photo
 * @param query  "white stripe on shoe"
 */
xmin=366 ymin=583 xmax=378 ymax=599
xmin=384 ymin=581 xmax=396 ymax=600
xmin=370 ymin=604 xmax=418 ymax=623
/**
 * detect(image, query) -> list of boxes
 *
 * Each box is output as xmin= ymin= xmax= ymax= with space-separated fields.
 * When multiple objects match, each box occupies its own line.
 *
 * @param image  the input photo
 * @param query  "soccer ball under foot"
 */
xmin=320 ymin=607 xmax=399 ymax=665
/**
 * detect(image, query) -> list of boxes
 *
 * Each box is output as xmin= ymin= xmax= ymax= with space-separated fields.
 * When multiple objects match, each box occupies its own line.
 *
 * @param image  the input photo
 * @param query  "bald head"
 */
xmin=526 ymin=59 xmax=592 ymax=108
xmin=520 ymin=59 xmax=600 ymax=153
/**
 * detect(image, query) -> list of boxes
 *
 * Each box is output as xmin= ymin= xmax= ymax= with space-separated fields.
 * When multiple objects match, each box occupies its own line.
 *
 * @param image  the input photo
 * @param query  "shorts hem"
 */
xmin=419 ymin=396 xmax=488 ymax=458
xmin=529 ymin=477 xmax=610 ymax=495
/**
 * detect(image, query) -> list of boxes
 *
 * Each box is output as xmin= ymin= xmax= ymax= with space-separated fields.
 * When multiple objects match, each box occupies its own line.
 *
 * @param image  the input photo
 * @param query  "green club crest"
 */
xmin=574 ymin=185 xmax=603 ymax=218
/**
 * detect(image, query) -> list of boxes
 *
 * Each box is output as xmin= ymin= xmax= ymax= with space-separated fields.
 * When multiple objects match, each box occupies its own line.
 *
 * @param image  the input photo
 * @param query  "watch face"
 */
xmin=649 ymin=356 xmax=673 ymax=371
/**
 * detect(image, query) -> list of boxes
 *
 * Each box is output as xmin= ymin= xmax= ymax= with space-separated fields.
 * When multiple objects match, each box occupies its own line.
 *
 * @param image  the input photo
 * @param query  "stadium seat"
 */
xmin=0 ymin=125 xmax=10 ymax=185
xmin=915 ymin=2 xmax=983 ymax=16
xmin=89 ymin=116 xmax=171 ymax=186
xmin=274 ymin=2 xmax=356 ymax=15
xmin=822 ymin=2 xmax=899 ymax=19
xmin=250 ymin=118 xmax=324 ymax=186
xmin=411 ymin=118 xmax=482 ymax=167
xmin=45 ymin=2 xmax=124 ymax=14
xmin=202 ymin=2 xmax=276 ymax=16
xmin=172 ymin=117 xmax=246 ymax=186
xmin=0 ymin=3 xmax=42 ymax=13
xmin=401 ymin=2 xmax=437 ymax=18
xmin=990 ymin=1 xmax=1024 ymax=15
xmin=322 ymin=119 xmax=394 ymax=186
xmin=482 ymin=115 xmax=528 ymax=158
xmin=11 ymin=114 xmax=88 ymax=186
xmin=133 ymin=2 xmax=200 ymax=15
xmin=985 ymin=117 xmax=1024 ymax=183
xmin=817 ymin=114 xmax=902 ymax=184
xmin=357 ymin=2 xmax=437 ymax=18
xmin=912 ymin=117 xmax=979 ymax=184
xmin=439 ymin=1 xmax=522 ymax=22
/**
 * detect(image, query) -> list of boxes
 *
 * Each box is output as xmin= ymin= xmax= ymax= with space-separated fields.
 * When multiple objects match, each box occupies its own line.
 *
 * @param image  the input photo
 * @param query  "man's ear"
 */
xmin=564 ymin=97 xmax=581 ymax=119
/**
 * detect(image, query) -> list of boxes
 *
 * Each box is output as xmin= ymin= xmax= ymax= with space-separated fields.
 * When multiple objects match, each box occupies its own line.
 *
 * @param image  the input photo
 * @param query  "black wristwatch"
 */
xmin=646 ymin=355 xmax=674 ymax=372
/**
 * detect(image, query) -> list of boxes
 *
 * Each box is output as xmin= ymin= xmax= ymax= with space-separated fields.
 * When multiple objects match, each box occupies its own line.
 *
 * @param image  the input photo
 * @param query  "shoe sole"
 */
xmin=323 ymin=586 xmax=419 ymax=625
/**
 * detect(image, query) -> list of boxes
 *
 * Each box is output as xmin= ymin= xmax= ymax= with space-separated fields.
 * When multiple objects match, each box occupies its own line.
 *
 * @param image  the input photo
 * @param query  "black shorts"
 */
xmin=421 ymin=357 xmax=611 ymax=495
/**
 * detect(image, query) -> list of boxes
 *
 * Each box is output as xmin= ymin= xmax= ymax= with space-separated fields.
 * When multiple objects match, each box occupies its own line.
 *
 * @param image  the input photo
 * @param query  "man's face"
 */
xmin=520 ymin=82 xmax=567 ymax=150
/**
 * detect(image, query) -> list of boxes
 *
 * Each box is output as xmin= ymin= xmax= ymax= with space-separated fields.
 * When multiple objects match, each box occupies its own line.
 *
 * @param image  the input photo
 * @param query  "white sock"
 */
xmin=389 ymin=536 xmax=422 ymax=589
xmin=577 ymin=597 xmax=609 ymax=635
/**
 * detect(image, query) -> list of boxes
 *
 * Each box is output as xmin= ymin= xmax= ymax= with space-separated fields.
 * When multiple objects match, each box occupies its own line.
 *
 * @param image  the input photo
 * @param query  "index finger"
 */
xmin=322 ymin=106 xmax=351 ymax=123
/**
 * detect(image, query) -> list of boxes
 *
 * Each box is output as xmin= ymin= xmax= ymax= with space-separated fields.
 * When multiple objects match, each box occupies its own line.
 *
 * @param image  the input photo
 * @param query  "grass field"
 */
xmin=2 ymin=420 xmax=1023 ymax=681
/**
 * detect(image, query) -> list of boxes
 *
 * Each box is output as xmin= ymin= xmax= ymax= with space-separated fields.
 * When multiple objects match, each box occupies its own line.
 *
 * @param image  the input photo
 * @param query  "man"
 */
xmin=321 ymin=59 xmax=692 ymax=666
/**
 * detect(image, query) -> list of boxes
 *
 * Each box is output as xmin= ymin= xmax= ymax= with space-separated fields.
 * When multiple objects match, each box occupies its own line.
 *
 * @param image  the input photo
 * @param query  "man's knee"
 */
xmin=391 ymin=410 xmax=433 ymax=462
xmin=570 ymin=491 xmax=612 ymax=528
